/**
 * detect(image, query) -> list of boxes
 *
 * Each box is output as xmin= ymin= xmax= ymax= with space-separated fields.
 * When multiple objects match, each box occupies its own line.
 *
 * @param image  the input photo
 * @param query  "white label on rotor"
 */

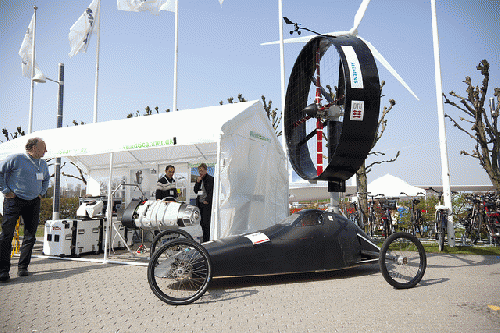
xmin=245 ymin=232 xmax=270 ymax=245
xmin=342 ymin=46 xmax=364 ymax=89
xmin=350 ymin=100 xmax=365 ymax=121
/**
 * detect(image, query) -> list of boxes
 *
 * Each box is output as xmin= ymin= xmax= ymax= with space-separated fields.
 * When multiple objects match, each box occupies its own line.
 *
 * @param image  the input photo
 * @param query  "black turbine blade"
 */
xmin=298 ymin=128 xmax=318 ymax=147
xmin=310 ymin=76 xmax=334 ymax=103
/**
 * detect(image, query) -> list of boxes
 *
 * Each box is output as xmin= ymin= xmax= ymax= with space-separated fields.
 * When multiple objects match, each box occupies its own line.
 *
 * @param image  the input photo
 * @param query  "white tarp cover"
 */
xmin=367 ymin=174 xmax=425 ymax=198
xmin=0 ymin=100 xmax=288 ymax=239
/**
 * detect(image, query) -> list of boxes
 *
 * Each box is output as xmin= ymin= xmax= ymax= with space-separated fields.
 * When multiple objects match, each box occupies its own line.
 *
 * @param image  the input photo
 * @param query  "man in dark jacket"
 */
xmin=194 ymin=163 xmax=214 ymax=242
xmin=155 ymin=165 xmax=177 ymax=201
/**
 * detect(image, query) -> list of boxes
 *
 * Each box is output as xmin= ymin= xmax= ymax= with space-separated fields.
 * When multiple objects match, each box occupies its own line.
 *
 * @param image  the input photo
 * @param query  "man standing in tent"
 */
xmin=155 ymin=165 xmax=178 ymax=201
xmin=194 ymin=163 xmax=214 ymax=242
xmin=0 ymin=138 xmax=50 ymax=282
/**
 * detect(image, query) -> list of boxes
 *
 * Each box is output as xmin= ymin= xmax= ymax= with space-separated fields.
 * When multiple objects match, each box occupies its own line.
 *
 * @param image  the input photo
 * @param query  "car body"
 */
xmin=204 ymin=209 xmax=380 ymax=277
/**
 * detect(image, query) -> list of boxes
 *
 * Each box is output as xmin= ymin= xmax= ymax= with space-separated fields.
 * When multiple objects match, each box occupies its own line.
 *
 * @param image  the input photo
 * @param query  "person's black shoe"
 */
xmin=0 ymin=272 xmax=10 ymax=282
xmin=17 ymin=268 xmax=29 ymax=277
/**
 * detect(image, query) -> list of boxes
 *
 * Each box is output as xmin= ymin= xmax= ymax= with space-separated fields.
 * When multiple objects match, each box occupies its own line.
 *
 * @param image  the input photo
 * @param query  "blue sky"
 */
xmin=1 ymin=0 xmax=499 ymax=186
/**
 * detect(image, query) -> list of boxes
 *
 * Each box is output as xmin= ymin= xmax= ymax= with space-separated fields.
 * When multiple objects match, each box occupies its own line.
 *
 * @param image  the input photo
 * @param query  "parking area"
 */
xmin=1 ymin=240 xmax=500 ymax=332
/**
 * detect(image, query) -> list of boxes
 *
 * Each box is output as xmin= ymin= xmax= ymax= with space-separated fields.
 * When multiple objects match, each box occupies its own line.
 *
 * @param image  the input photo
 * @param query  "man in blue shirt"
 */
xmin=0 ymin=137 xmax=50 ymax=282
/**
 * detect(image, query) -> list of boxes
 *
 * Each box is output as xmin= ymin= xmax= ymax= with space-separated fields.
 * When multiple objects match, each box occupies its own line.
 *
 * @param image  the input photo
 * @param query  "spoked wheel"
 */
xmin=379 ymin=232 xmax=426 ymax=289
xmin=148 ymin=239 xmax=212 ymax=305
xmin=438 ymin=226 xmax=445 ymax=252
xmin=150 ymin=229 xmax=193 ymax=258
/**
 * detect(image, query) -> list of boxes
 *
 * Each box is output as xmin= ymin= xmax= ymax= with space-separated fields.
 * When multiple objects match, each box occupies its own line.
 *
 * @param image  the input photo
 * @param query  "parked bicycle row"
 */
xmin=458 ymin=192 xmax=500 ymax=246
xmin=341 ymin=190 xmax=500 ymax=247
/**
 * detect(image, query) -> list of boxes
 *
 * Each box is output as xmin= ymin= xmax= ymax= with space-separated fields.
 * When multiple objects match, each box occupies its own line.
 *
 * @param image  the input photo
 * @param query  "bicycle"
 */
xmin=401 ymin=192 xmax=425 ymax=237
xmin=428 ymin=187 xmax=453 ymax=251
xmin=378 ymin=195 xmax=396 ymax=239
xmin=358 ymin=192 xmax=380 ymax=237
xmin=345 ymin=194 xmax=364 ymax=230
xmin=459 ymin=194 xmax=483 ymax=245
xmin=481 ymin=192 xmax=500 ymax=246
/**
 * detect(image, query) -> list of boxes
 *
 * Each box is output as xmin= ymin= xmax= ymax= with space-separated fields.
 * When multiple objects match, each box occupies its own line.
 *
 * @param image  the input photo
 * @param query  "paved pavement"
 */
xmin=1 ymin=239 xmax=500 ymax=333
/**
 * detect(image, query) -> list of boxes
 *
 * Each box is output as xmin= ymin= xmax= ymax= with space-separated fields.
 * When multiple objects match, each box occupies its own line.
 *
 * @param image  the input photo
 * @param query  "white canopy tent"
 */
xmin=0 ymin=100 xmax=288 ymax=261
xmin=367 ymin=174 xmax=425 ymax=198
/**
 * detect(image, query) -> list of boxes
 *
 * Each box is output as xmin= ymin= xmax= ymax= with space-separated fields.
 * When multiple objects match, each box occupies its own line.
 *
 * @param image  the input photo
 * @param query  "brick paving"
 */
xmin=1 ymin=240 xmax=500 ymax=332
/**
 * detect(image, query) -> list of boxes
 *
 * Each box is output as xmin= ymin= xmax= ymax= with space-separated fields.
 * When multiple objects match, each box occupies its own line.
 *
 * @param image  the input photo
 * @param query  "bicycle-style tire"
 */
xmin=379 ymin=232 xmax=427 ymax=289
xmin=150 ymin=229 xmax=194 ymax=258
xmin=438 ymin=212 xmax=446 ymax=251
xmin=370 ymin=213 xmax=376 ymax=237
xmin=148 ymin=239 xmax=212 ymax=305
xmin=475 ymin=213 xmax=484 ymax=243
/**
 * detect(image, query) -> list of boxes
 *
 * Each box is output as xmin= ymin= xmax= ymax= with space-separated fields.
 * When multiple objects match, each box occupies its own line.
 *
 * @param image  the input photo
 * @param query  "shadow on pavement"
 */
xmin=425 ymin=252 xmax=500 ymax=269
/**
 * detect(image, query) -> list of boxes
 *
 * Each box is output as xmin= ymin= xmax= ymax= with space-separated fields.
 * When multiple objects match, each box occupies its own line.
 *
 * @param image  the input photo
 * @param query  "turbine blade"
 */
xmin=261 ymin=34 xmax=317 ymax=46
xmin=261 ymin=31 xmax=348 ymax=46
xmin=359 ymin=36 xmax=419 ymax=100
xmin=351 ymin=0 xmax=372 ymax=35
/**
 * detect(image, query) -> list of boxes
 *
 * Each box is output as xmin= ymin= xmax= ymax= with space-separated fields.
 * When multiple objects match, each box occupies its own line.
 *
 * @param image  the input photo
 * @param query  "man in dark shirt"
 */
xmin=155 ymin=165 xmax=177 ymax=201
xmin=194 ymin=163 xmax=214 ymax=242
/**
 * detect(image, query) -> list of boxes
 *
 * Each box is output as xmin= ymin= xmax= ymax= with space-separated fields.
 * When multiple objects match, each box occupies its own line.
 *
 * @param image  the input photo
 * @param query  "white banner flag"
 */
xmin=68 ymin=0 xmax=100 ymax=57
xmin=117 ymin=0 xmax=176 ymax=15
xmin=18 ymin=13 xmax=45 ymax=79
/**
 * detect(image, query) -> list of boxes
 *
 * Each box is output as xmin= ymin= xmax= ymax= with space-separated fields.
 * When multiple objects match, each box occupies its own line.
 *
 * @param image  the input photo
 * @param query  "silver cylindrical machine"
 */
xmin=121 ymin=200 xmax=200 ymax=230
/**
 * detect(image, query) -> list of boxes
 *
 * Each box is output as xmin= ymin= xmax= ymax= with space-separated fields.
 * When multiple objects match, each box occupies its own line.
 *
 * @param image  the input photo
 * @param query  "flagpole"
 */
xmin=172 ymin=0 xmax=179 ymax=112
xmin=431 ymin=0 xmax=454 ymax=246
xmin=93 ymin=0 xmax=101 ymax=123
xmin=278 ymin=0 xmax=290 ymax=211
xmin=28 ymin=6 xmax=37 ymax=134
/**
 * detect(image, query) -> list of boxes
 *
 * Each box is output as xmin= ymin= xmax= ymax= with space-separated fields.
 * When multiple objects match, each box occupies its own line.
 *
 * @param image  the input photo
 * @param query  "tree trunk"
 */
xmin=356 ymin=163 xmax=368 ymax=232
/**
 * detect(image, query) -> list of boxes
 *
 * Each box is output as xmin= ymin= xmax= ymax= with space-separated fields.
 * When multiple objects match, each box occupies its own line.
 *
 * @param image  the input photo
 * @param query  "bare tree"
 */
xmin=127 ymin=106 xmax=171 ymax=118
xmin=220 ymin=94 xmax=282 ymax=137
xmin=1 ymin=127 xmax=25 ymax=142
xmin=443 ymin=59 xmax=500 ymax=191
xmin=356 ymin=82 xmax=400 ymax=227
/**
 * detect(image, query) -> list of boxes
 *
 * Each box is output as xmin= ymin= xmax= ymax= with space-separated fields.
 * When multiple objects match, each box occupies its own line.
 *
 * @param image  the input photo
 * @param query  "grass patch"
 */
xmin=422 ymin=243 xmax=500 ymax=256
xmin=0 ymin=225 xmax=45 ymax=238
xmin=375 ymin=238 xmax=500 ymax=256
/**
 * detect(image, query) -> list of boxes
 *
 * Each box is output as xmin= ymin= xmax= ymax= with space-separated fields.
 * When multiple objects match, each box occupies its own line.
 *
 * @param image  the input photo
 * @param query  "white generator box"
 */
xmin=103 ymin=222 xmax=134 ymax=249
xmin=43 ymin=219 xmax=102 ymax=257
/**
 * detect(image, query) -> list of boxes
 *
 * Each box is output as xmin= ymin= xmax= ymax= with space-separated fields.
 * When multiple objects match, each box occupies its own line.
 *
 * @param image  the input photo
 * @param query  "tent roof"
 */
xmin=0 ymin=100 xmax=268 ymax=172
xmin=367 ymin=174 xmax=425 ymax=198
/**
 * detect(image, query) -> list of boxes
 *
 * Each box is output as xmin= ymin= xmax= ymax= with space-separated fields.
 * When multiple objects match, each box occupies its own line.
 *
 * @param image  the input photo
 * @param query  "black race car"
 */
xmin=147 ymin=209 xmax=427 ymax=305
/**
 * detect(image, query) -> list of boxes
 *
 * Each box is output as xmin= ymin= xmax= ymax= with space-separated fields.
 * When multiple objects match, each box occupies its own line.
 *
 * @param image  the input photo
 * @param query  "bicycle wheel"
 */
xmin=150 ymin=229 xmax=194 ymax=258
xmin=370 ymin=214 xmax=376 ymax=237
xmin=438 ymin=212 xmax=446 ymax=251
xmin=379 ymin=232 xmax=427 ymax=289
xmin=148 ymin=239 xmax=212 ymax=305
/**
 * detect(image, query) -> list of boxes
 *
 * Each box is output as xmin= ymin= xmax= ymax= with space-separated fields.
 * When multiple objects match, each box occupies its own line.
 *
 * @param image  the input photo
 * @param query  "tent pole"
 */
xmin=212 ymin=136 xmax=222 ymax=241
xmin=103 ymin=152 xmax=114 ymax=264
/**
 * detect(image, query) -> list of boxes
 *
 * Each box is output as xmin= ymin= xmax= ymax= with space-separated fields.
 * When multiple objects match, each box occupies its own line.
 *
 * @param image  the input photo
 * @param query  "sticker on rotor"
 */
xmin=350 ymin=100 xmax=365 ymax=121
xmin=245 ymin=232 xmax=270 ymax=245
xmin=341 ymin=46 xmax=364 ymax=89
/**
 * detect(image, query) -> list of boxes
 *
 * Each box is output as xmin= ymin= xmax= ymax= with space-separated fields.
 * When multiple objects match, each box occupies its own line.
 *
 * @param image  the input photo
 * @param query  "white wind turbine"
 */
xmin=262 ymin=0 xmax=419 ymax=101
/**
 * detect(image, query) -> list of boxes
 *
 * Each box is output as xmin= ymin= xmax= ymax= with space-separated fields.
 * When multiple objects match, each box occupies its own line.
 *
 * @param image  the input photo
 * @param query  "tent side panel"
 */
xmin=217 ymin=110 xmax=288 ymax=238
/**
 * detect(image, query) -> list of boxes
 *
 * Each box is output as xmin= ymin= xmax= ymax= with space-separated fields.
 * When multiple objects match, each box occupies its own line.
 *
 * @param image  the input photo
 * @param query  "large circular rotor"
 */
xmin=285 ymin=35 xmax=381 ymax=183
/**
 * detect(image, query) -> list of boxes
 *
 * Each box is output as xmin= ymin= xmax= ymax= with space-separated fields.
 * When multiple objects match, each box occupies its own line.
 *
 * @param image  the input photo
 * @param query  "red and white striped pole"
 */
xmin=315 ymin=48 xmax=323 ymax=176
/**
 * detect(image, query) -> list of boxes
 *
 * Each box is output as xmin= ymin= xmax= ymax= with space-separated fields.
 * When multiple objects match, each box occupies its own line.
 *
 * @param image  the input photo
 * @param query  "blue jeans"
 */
xmin=0 ymin=196 xmax=41 ymax=273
